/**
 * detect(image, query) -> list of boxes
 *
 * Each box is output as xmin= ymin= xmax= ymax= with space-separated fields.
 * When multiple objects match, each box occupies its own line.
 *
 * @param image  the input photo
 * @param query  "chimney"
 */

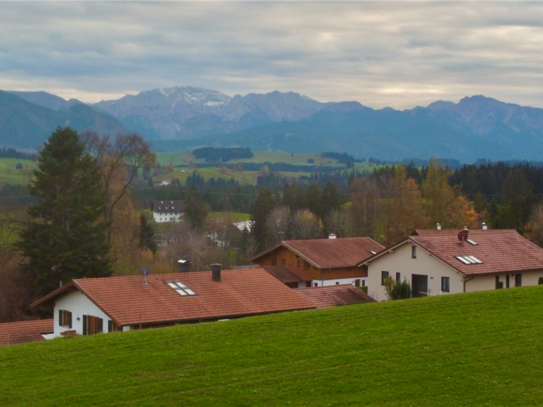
xmin=211 ymin=263 xmax=222 ymax=282
xmin=482 ymin=222 xmax=488 ymax=230
xmin=436 ymin=223 xmax=441 ymax=230
xmin=329 ymin=233 xmax=337 ymax=239
xmin=177 ymin=259 xmax=191 ymax=272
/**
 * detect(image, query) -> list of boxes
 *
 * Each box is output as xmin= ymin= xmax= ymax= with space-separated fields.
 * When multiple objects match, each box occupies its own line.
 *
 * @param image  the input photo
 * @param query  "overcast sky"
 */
xmin=0 ymin=2 xmax=542 ymax=109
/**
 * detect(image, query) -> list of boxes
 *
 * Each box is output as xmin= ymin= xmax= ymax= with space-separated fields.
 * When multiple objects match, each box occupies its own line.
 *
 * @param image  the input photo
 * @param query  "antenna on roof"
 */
xmin=140 ymin=266 xmax=151 ymax=286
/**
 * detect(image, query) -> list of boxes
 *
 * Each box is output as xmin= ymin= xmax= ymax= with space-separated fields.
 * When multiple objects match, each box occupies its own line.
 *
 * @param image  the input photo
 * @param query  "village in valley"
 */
xmin=3 ymin=2 xmax=543 ymax=406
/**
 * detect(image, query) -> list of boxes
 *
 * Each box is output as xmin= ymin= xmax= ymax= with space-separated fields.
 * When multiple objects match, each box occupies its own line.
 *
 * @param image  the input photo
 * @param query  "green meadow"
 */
xmin=2 ymin=286 xmax=543 ymax=406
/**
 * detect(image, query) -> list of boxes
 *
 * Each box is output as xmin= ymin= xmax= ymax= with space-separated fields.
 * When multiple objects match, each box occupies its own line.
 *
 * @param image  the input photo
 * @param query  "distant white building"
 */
xmin=233 ymin=220 xmax=253 ymax=232
xmin=152 ymin=200 xmax=184 ymax=223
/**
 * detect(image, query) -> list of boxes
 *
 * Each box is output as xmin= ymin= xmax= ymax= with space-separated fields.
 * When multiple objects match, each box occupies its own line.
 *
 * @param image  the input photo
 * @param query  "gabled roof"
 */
xmin=152 ymin=200 xmax=184 ymax=214
xmin=0 ymin=319 xmax=53 ymax=346
xmin=294 ymin=285 xmax=376 ymax=308
xmin=363 ymin=229 xmax=543 ymax=276
xmin=261 ymin=266 xmax=311 ymax=284
xmin=31 ymin=269 xmax=315 ymax=326
xmin=252 ymin=237 xmax=385 ymax=269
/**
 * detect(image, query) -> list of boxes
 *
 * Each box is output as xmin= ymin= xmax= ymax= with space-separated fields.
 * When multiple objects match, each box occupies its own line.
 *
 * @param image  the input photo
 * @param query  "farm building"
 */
xmin=252 ymin=236 xmax=384 ymax=288
xmin=362 ymin=227 xmax=543 ymax=301
xmin=152 ymin=200 xmax=184 ymax=223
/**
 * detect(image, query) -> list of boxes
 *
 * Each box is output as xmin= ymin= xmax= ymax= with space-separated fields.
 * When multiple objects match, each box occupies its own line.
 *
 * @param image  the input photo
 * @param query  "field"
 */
xmin=0 ymin=158 xmax=35 ymax=185
xmin=207 ymin=211 xmax=251 ymax=222
xmin=2 ymin=286 xmax=543 ymax=406
xmin=155 ymin=151 xmax=343 ymax=167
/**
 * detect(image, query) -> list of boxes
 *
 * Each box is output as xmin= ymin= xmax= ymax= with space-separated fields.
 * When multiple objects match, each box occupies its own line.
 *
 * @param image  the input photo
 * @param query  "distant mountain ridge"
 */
xmin=2 ymin=86 xmax=543 ymax=161
xmin=0 ymin=90 xmax=127 ymax=149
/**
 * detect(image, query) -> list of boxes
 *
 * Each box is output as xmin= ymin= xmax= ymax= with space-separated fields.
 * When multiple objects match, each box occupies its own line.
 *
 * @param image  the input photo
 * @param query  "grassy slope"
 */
xmin=2 ymin=286 xmax=543 ymax=406
xmin=208 ymin=211 xmax=251 ymax=221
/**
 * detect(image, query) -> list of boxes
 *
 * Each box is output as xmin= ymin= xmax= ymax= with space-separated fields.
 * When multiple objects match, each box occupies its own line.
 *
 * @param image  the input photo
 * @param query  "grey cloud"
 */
xmin=0 ymin=2 xmax=542 ymax=109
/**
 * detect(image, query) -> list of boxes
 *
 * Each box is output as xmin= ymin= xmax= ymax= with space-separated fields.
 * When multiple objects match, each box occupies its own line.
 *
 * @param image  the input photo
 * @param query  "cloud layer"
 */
xmin=0 ymin=2 xmax=542 ymax=109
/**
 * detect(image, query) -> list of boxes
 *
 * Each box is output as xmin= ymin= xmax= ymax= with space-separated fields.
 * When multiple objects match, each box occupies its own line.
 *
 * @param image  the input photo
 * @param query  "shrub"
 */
xmin=385 ymin=277 xmax=412 ymax=300
xmin=359 ymin=286 xmax=368 ymax=294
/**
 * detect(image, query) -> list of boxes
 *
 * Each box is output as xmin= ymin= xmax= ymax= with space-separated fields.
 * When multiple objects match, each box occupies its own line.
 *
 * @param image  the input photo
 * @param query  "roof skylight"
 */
xmin=467 ymin=239 xmax=478 ymax=246
xmin=455 ymin=255 xmax=483 ymax=265
xmin=168 ymin=281 xmax=196 ymax=296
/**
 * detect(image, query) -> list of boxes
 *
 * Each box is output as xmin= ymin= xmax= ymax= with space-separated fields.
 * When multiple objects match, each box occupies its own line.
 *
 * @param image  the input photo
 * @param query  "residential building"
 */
xmin=152 ymin=200 xmax=184 ymax=223
xmin=362 ymin=228 xmax=543 ymax=301
xmin=252 ymin=237 xmax=384 ymax=287
xmin=0 ymin=319 xmax=53 ymax=346
xmin=30 ymin=266 xmax=315 ymax=339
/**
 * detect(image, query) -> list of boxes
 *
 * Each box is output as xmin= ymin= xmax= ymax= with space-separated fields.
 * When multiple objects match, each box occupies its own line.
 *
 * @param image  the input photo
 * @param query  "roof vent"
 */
xmin=177 ymin=259 xmax=191 ymax=272
xmin=436 ymin=223 xmax=441 ymax=230
xmin=482 ymin=222 xmax=488 ymax=230
xmin=211 ymin=263 xmax=222 ymax=282
xmin=329 ymin=233 xmax=337 ymax=239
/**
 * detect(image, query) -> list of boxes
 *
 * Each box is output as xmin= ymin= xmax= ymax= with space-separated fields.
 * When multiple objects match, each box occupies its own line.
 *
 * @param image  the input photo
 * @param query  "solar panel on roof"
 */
xmin=467 ymin=255 xmax=483 ymax=264
xmin=467 ymin=239 xmax=478 ymax=246
xmin=456 ymin=256 xmax=471 ymax=265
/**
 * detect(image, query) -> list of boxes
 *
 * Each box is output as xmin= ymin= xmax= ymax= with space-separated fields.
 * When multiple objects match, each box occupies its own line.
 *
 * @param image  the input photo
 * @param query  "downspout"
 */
xmin=463 ymin=276 xmax=474 ymax=293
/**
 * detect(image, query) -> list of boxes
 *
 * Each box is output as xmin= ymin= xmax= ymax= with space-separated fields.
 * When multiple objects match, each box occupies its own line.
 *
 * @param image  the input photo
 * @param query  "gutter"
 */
xmin=463 ymin=276 xmax=475 ymax=293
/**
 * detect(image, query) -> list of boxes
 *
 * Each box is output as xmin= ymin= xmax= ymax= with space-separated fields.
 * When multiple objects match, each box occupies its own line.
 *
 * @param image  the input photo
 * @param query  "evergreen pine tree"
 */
xmin=16 ymin=127 xmax=112 ymax=298
xmin=252 ymin=189 xmax=275 ymax=253
xmin=139 ymin=214 xmax=158 ymax=254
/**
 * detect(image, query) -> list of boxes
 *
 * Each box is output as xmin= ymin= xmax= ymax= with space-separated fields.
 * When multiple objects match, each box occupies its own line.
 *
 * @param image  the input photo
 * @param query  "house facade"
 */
xmin=252 ymin=237 xmax=384 ymax=288
xmin=30 ymin=267 xmax=315 ymax=339
xmin=362 ymin=228 xmax=543 ymax=301
xmin=152 ymin=200 xmax=184 ymax=223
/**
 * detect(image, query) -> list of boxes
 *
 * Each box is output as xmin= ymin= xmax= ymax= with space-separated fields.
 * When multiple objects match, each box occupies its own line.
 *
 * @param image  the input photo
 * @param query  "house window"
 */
xmin=515 ymin=274 xmax=522 ymax=287
xmin=58 ymin=309 xmax=72 ymax=328
xmin=396 ymin=272 xmax=401 ymax=283
xmin=354 ymin=279 xmax=361 ymax=287
xmin=314 ymin=282 xmax=318 ymax=287
xmin=411 ymin=246 xmax=417 ymax=259
xmin=441 ymin=277 xmax=450 ymax=292
xmin=108 ymin=320 xmax=122 ymax=333
xmin=271 ymin=257 xmax=277 ymax=266
xmin=506 ymin=275 xmax=510 ymax=288
xmin=83 ymin=315 xmax=103 ymax=335
xmin=381 ymin=271 xmax=389 ymax=285
xmin=336 ymin=282 xmax=339 ymax=285
xmin=495 ymin=275 xmax=503 ymax=289
xmin=362 ymin=279 xmax=366 ymax=287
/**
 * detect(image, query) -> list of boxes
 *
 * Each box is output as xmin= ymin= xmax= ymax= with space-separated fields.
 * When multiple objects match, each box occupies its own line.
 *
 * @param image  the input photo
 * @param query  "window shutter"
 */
xmin=108 ymin=320 xmax=112 ymax=332
xmin=83 ymin=315 xmax=87 ymax=335
xmin=98 ymin=318 xmax=103 ymax=333
xmin=58 ymin=310 xmax=63 ymax=327
xmin=68 ymin=312 xmax=72 ymax=329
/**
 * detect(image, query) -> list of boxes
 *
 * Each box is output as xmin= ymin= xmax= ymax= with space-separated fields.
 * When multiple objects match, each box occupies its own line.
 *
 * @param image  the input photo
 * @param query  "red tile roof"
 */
xmin=253 ymin=237 xmax=384 ymax=269
xmin=409 ymin=229 xmax=543 ymax=275
xmin=31 ymin=269 xmax=315 ymax=326
xmin=294 ymin=285 xmax=376 ymax=308
xmin=0 ymin=319 xmax=53 ymax=346
xmin=262 ymin=266 xmax=311 ymax=284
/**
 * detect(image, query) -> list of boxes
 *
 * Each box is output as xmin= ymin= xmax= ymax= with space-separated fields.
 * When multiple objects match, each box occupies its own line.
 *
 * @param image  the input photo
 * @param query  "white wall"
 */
xmin=52 ymin=290 xmax=122 ymax=338
xmin=367 ymin=242 xmax=463 ymax=301
xmin=153 ymin=212 xmax=184 ymax=223
xmin=466 ymin=270 xmax=543 ymax=292
xmin=310 ymin=277 xmax=368 ymax=287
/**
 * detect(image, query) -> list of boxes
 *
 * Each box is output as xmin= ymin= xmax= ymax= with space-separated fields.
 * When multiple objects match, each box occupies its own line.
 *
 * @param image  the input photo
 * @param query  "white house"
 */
xmin=30 ymin=267 xmax=315 ymax=339
xmin=361 ymin=228 xmax=543 ymax=301
xmin=152 ymin=200 xmax=184 ymax=223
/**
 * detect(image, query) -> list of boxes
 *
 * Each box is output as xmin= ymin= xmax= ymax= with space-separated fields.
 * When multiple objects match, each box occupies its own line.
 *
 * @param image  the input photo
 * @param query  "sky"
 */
xmin=0 ymin=2 xmax=542 ymax=109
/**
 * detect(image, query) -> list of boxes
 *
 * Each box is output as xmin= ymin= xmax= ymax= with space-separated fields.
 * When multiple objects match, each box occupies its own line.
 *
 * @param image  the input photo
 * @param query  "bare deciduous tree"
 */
xmin=81 ymin=132 xmax=155 ymax=241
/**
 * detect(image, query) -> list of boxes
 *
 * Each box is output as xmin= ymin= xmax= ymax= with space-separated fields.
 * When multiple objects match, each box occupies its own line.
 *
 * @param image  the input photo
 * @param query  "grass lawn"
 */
xmin=0 ymin=158 xmax=35 ymax=185
xmin=156 ymin=167 xmax=259 ymax=185
xmin=2 ymin=286 xmax=543 ymax=406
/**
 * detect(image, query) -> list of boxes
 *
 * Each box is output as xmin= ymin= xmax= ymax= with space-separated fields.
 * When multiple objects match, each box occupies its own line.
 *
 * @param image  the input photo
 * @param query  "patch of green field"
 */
xmin=2 ymin=286 xmax=543 ymax=406
xmin=207 ymin=212 xmax=251 ymax=222
xmin=155 ymin=151 xmax=344 ymax=167
xmin=156 ymin=167 xmax=258 ymax=185
xmin=0 ymin=158 xmax=35 ymax=185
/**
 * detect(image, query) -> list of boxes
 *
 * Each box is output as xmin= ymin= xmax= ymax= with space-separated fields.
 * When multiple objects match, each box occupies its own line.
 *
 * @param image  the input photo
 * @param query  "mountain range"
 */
xmin=2 ymin=86 xmax=543 ymax=162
